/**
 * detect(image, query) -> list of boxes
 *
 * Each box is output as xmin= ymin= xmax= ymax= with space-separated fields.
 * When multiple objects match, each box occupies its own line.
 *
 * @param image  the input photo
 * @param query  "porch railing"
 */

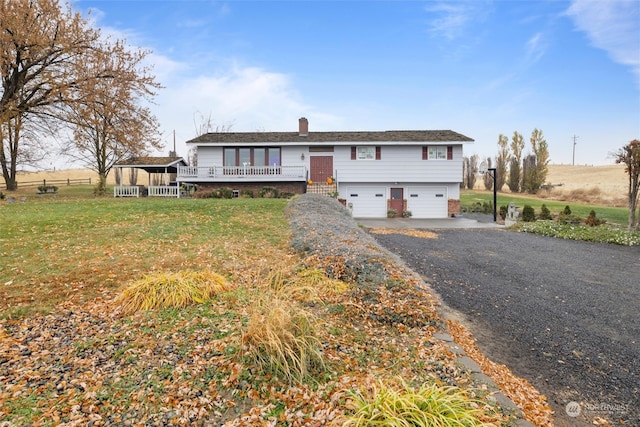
xmin=177 ymin=165 xmax=306 ymax=181
xmin=114 ymin=186 xmax=140 ymax=197
xmin=148 ymin=186 xmax=179 ymax=197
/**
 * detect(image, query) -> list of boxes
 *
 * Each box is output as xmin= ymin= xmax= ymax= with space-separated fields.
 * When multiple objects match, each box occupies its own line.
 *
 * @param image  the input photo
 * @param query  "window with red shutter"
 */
xmin=447 ymin=146 xmax=453 ymax=160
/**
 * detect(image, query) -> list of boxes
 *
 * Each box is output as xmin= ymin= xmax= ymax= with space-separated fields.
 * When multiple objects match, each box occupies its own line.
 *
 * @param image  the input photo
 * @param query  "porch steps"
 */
xmin=306 ymin=183 xmax=337 ymax=196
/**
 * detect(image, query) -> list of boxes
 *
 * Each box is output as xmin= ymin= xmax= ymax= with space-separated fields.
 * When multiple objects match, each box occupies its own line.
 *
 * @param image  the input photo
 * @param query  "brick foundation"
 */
xmin=448 ymin=199 xmax=460 ymax=217
xmin=194 ymin=181 xmax=306 ymax=196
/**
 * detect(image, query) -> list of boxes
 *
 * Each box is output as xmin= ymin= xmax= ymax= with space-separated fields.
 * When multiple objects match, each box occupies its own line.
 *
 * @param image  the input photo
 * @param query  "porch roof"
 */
xmin=114 ymin=156 xmax=188 ymax=174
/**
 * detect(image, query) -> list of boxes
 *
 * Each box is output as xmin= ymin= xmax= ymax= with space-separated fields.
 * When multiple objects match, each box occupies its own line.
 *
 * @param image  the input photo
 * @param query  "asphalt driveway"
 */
xmin=370 ymin=227 xmax=639 ymax=427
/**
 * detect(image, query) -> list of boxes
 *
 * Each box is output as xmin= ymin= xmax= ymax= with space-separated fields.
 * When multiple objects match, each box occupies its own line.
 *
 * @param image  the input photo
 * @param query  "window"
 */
xmin=223 ymin=147 xmax=281 ymax=166
xmin=424 ymin=146 xmax=453 ymax=160
xmin=351 ymin=146 xmax=381 ymax=160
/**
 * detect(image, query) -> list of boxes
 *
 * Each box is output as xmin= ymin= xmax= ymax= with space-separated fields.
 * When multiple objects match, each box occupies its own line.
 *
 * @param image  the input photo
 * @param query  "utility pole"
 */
xmin=572 ymin=135 xmax=579 ymax=166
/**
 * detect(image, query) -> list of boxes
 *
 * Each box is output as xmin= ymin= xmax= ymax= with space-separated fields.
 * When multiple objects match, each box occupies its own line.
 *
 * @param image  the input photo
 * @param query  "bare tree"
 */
xmin=496 ymin=134 xmax=509 ymax=191
xmin=614 ymin=140 xmax=640 ymax=230
xmin=462 ymin=155 xmax=479 ymax=189
xmin=483 ymin=157 xmax=494 ymax=190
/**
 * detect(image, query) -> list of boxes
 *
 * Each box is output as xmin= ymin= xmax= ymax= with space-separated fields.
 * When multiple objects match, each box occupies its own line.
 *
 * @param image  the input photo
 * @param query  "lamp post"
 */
xmin=479 ymin=161 xmax=497 ymax=222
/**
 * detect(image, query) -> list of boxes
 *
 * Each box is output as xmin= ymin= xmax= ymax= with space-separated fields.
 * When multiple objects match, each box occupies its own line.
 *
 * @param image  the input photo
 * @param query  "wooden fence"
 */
xmin=14 ymin=178 xmax=92 ymax=188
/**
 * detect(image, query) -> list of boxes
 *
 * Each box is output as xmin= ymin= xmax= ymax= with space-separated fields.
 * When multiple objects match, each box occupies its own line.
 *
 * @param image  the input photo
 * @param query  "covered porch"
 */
xmin=113 ymin=156 xmax=188 ymax=198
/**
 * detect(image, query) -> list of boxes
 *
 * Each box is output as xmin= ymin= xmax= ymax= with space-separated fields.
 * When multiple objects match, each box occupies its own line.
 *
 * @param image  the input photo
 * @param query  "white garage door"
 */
xmin=347 ymin=187 xmax=387 ymax=218
xmin=407 ymin=186 xmax=448 ymax=218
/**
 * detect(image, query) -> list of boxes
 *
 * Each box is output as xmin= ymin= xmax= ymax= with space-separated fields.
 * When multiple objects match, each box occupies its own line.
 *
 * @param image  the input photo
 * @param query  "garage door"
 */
xmin=346 ymin=187 xmax=387 ymax=218
xmin=407 ymin=187 xmax=448 ymax=218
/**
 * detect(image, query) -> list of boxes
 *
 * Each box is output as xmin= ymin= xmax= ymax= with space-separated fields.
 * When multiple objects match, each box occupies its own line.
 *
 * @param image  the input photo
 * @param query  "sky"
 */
xmin=70 ymin=0 xmax=640 ymax=166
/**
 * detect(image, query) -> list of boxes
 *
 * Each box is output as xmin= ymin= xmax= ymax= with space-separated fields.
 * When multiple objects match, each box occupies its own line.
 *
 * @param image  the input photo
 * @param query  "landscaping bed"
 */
xmin=1 ymin=195 xmax=547 ymax=425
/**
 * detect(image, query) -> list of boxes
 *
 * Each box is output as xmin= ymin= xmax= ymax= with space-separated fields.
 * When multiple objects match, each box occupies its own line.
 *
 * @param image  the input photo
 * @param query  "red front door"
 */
xmin=310 ymin=156 xmax=333 ymax=182
xmin=390 ymin=188 xmax=404 ymax=213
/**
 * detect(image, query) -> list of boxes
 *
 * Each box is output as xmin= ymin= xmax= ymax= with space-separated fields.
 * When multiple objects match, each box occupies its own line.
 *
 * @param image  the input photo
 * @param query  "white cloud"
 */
xmin=566 ymin=0 xmax=640 ymax=84
xmin=424 ymin=0 xmax=491 ymax=40
xmin=526 ymin=32 xmax=547 ymax=63
xmin=150 ymin=63 xmax=341 ymax=156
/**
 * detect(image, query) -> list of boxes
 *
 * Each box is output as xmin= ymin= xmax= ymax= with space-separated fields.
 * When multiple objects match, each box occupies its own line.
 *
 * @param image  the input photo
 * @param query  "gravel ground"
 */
xmin=370 ymin=228 xmax=640 ymax=427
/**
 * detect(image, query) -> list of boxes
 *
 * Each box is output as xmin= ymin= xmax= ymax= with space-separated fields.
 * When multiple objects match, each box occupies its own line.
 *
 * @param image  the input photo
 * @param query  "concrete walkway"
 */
xmin=355 ymin=216 xmax=505 ymax=229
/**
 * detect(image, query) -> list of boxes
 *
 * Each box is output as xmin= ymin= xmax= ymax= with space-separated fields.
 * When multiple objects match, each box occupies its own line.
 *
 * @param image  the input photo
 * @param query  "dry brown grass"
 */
xmin=2 ymin=167 xmax=151 ymax=187
xmin=474 ymin=164 xmax=629 ymax=206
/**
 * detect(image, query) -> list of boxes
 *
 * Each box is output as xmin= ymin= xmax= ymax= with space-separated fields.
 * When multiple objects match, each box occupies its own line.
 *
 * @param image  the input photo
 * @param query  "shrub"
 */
xmin=242 ymin=294 xmax=324 ymax=383
xmin=539 ymin=204 xmax=552 ymax=220
xmin=240 ymin=189 xmax=254 ymax=198
xmin=499 ymin=205 xmax=508 ymax=220
xmin=563 ymin=205 xmax=572 ymax=215
xmin=522 ymin=205 xmax=536 ymax=222
xmin=402 ymin=210 xmax=412 ymax=218
xmin=0 ymin=191 xmax=4 ymax=200
xmin=259 ymin=186 xmax=279 ymax=198
xmin=343 ymin=379 xmax=484 ymax=426
xmin=116 ymin=270 xmax=230 ymax=315
xmin=387 ymin=209 xmax=398 ymax=218
xmin=584 ymin=210 xmax=606 ymax=227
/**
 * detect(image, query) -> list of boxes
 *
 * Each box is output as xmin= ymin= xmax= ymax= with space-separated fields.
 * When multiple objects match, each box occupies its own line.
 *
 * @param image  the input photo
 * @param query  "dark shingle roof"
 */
xmin=115 ymin=156 xmax=186 ymax=167
xmin=187 ymin=130 xmax=473 ymax=144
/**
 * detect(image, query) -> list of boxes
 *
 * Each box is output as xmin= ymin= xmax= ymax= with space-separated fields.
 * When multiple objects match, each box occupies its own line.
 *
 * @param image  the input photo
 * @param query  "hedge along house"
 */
xmin=177 ymin=118 xmax=474 ymax=218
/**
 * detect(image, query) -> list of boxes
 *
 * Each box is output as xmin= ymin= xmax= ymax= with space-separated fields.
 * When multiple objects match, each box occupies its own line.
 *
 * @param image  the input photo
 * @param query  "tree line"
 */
xmin=463 ymin=133 xmax=640 ymax=231
xmin=463 ymin=128 xmax=550 ymax=194
xmin=1 ymin=0 xmax=162 ymax=193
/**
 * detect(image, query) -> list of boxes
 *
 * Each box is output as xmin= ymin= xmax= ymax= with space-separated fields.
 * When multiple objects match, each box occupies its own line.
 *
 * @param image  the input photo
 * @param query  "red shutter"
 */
xmin=351 ymin=146 xmax=356 ymax=160
xmin=422 ymin=146 xmax=428 ymax=160
xmin=447 ymin=146 xmax=453 ymax=160
xmin=375 ymin=146 xmax=381 ymax=160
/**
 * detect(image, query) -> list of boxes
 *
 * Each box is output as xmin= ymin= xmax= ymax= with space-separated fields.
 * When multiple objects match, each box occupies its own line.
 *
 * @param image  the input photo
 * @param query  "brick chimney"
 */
xmin=298 ymin=117 xmax=308 ymax=136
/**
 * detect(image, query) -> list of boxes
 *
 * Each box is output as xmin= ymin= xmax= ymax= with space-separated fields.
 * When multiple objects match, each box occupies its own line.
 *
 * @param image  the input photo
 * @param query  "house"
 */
xmin=177 ymin=118 xmax=474 ymax=218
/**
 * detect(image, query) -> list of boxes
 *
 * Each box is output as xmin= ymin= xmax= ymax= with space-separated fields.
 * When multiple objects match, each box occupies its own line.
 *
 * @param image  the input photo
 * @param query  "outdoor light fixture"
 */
xmin=301 ymin=153 xmax=305 ymax=160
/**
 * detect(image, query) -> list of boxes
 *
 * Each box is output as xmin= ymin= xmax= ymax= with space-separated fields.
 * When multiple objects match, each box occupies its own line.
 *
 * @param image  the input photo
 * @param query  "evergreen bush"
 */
xmin=539 ymin=204 xmax=552 ymax=220
xmin=522 ymin=205 xmax=536 ymax=222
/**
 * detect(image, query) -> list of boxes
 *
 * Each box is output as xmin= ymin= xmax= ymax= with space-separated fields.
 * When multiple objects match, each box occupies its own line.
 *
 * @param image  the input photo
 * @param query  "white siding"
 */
xmin=197 ymin=146 xmax=222 ymax=167
xmin=334 ymin=145 xmax=463 ymax=184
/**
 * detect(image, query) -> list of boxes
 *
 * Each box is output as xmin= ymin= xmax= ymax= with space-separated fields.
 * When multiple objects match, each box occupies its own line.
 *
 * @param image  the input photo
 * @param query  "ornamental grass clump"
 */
xmin=241 ymin=294 xmax=324 ymax=384
xmin=344 ymin=380 xmax=484 ymax=427
xmin=116 ymin=270 xmax=230 ymax=315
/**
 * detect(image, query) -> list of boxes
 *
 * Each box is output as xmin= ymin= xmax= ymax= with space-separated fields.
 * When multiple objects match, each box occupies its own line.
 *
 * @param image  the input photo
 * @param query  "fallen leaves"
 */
xmin=447 ymin=319 xmax=554 ymax=426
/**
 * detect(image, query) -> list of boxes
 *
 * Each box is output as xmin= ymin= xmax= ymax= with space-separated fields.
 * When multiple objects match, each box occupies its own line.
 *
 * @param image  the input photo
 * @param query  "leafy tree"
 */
xmin=61 ymin=40 xmax=162 ymax=194
xmin=522 ymin=154 xmax=538 ymax=193
xmin=495 ymin=134 xmax=509 ymax=191
xmin=530 ymin=128 xmax=550 ymax=190
xmin=508 ymin=131 xmax=524 ymax=192
xmin=614 ymin=139 xmax=640 ymax=230
xmin=0 ymin=0 xmax=162 ymax=191
xmin=508 ymin=157 xmax=521 ymax=193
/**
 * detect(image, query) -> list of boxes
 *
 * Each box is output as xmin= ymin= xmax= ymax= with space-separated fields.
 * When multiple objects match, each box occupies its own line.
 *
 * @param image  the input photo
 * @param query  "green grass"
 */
xmin=461 ymin=189 xmax=629 ymax=225
xmin=0 ymin=194 xmax=289 ymax=318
